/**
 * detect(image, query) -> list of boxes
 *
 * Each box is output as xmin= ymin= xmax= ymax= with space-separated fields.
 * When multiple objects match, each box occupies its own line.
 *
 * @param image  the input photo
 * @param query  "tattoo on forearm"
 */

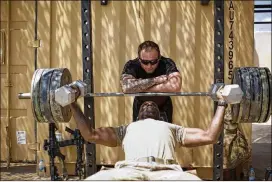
xmin=120 ymin=74 xmax=156 ymax=93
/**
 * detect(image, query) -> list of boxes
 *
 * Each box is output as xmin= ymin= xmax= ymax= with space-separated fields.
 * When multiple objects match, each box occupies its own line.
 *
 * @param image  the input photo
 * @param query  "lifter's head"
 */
xmin=138 ymin=101 xmax=160 ymax=120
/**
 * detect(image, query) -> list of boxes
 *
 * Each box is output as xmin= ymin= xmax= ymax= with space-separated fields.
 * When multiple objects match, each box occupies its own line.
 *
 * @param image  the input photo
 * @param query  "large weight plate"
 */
xmin=231 ymin=68 xmax=242 ymax=123
xmin=31 ymin=69 xmax=39 ymax=122
xmin=258 ymin=68 xmax=269 ymax=123
xmin=248 ymin=67 xmax=262 ymax=123
xmin=239 ymin=67 xmax=252 ymax=123
xmin=31 ymin=69 xmax=46 ymax=123
xmin=40 ymin=69 xmax=55 ymax=123
xmin=50 ymin=68 xmax=72 ymax=123
xmin=264 ymin=67 xmax=272 ymax=122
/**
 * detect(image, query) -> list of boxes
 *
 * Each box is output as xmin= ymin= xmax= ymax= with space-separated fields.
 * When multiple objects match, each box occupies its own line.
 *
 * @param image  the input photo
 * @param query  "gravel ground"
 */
xmin=0 ymin=163 xmax=48 ymax=181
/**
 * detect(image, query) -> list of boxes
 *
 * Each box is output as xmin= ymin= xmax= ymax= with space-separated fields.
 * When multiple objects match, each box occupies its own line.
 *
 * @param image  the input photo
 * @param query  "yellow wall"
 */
xmin=1 ymin=1 xmax=36 ymax=162
xmin=0 ymin=0 xmax=254 ymax=173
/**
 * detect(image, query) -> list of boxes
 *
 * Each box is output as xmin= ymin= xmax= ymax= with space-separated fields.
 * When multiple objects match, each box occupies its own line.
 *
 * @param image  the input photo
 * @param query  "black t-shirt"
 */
xmin=121 ymin=56 xmax=180 ymax=107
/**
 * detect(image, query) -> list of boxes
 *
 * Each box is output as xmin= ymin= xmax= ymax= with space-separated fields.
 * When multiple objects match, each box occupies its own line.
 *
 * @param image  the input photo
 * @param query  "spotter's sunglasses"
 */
xmin=139 ymin=58 xmax=160 ymax=65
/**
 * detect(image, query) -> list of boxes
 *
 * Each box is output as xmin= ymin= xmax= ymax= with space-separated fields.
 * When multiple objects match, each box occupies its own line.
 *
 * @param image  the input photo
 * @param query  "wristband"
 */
xmin=218 ymin=100 xmax=227 ymax=107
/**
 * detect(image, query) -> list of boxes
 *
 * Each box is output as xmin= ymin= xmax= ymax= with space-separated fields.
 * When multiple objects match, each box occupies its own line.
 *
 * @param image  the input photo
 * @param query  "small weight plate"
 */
xmin=40 ymin=69 xmax=55 ymax=123
xmin=258 ymin=68 xmax=269 ymax=123
xmin=31 ymin=69 xmax=46 ymax=123
xmin=231 ymin=67 xmax=242 ymax=123
xmin=248 ymin=67 xmax=262 ymax=123
xmin=264 ymin=67 xmax=272 ymax=122
xmin=50 ymin=68 xmax=72 ymax=123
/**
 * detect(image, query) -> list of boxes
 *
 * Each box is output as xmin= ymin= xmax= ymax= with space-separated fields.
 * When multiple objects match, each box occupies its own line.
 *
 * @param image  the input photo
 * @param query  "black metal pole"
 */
xmin=34 ymin=0 xmax=38 ymax=165
xmin=81 ymin=0 xmax=96 ymax=177
xmin=254 ymin=21 xmax=272 ymax=24
xmin=49 ymin=123 xmax=56 ymax=181
xmin=213 ymin=0 xmax=224 ymax=181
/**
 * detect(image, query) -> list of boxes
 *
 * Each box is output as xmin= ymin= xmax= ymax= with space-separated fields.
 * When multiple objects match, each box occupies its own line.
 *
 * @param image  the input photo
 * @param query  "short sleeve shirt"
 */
xmin=121 ymin=56 xmax=180 ymax=107
xmin=113 ymin=119 xmax=186 ymax=160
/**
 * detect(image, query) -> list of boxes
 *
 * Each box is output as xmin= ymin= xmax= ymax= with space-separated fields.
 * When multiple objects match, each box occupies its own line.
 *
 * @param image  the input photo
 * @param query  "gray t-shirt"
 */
xmin=114 ymin=119 xmax=186 ymax=161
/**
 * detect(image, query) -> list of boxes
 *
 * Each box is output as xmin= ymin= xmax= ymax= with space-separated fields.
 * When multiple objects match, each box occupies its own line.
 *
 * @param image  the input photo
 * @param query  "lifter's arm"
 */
xmin=182 ymin=105 xmax=226 ymax=147
xmin=70 ymin=102 xmax=119 ymax=147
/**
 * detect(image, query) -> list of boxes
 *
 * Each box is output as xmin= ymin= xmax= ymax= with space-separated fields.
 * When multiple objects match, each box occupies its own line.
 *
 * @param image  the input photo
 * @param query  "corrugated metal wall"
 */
xmin=1 ymin=1 xmax=36 ymax=162
xmin=0 ymin=0 xmax=254 ymax=175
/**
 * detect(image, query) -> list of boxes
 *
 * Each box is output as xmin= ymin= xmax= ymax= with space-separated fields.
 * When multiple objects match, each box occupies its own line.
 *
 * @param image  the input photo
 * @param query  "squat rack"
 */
xmin=80 ymin=0 xmax=224 ymax=180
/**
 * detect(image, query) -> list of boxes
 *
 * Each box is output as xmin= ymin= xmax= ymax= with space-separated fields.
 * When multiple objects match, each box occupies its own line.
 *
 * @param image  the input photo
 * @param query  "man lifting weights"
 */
xmin=70 ymin=85 xmax=228 ymax=180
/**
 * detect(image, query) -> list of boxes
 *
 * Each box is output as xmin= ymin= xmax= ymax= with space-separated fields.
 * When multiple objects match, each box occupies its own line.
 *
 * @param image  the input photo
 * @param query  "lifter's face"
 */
xmin=138 ymin=101 xmax=160 ymax=120
xmin=139 ymin=49 xmax=160 ymax=74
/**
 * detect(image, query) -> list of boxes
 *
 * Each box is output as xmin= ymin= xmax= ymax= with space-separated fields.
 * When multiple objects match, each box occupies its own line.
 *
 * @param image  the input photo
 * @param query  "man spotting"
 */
xmin=120 ymin=40 xmax=182 ymax=123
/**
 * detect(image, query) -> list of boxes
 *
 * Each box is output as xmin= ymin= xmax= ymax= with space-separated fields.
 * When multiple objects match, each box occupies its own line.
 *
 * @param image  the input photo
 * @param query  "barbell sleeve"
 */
xmin=18 ymin=91 xmax=211 ymax=99
xmin=18 ymin=93 xmax=31 ymax=99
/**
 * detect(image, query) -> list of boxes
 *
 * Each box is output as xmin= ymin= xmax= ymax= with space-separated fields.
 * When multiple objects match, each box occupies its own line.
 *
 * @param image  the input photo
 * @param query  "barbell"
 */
xmin=18 ymin=67 xmax=271 ymax=124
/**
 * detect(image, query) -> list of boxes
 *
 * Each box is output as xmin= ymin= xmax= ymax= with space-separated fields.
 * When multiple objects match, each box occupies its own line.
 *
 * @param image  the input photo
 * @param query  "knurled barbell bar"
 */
xmin=18 ymin=67 xmax=271 ymax=124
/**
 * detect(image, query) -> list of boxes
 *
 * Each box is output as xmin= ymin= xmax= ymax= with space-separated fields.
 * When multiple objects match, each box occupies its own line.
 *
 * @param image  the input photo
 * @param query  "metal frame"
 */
xmin=81 ymin=0 xmax=96 ymax=177
xmin=79 ymin=0 xmax=228 ymax=179
xmin=79 ymin=0 xmax=226 ymax=179
xmin=254 ymin=21 xmax=272 ymax=24
xmin=254 ymin=3 xmax=272 ymax=24
xmin=254 ymin=4 xmax=272 ymax=9
xmin=254 ymin=10 xmax=272 ymax=13
xmin=34 ymin=0 xmax=38 ymax=164
xmin=213 ymin=0 xmax=224 ymax=180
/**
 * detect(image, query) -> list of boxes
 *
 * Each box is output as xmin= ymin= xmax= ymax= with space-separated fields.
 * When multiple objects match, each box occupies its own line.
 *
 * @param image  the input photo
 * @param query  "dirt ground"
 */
xmin=0 ymin=162 xmax=79 ymax=181
xmin=0 ymin=163 xmax=48 ymax=181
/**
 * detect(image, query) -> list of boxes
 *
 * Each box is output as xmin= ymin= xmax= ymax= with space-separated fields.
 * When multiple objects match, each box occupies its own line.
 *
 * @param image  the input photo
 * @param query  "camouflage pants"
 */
xmin=85 ymin=161 xmax=201 ymax=180
xmin=223 ymin=106 xmax=251 ymax=169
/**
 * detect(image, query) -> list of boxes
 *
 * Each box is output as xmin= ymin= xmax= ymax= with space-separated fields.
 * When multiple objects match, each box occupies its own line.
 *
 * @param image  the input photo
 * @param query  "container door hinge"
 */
xmin=4 ymin=81 xmax=12 ymax=87
xmin=28 ymin=39 xmax=41 ymax=48
xmin=28 ymin=142 xmax=41 ymax=151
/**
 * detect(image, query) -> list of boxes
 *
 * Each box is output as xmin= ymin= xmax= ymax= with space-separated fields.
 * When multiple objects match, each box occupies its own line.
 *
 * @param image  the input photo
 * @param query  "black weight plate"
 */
xmin=31 ymin=69 xmax=39 ymax=122
xmin=248 ymin=67 xmax=262 ymax=123
xmin=231 ymin=67 xmax=242 ymax=123
xmin=239 ymin=67 xmax=252 ymax=123
xmin=31 ymin=69 xmax=46 ymax=123
xmin=258 ymin=68 xmax=269 ymax=123
xmin=40 ymin=69 xmax=55 ymax=123
xmin=50 ymin=68 xmax=72 ymax=123
xmin=264 ymin=67 xmax=272 ymax=122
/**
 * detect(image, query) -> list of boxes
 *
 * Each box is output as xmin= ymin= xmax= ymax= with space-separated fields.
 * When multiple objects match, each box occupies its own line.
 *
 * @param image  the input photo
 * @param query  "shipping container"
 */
xmin=0 ymin=1 xmax=255 ymax=180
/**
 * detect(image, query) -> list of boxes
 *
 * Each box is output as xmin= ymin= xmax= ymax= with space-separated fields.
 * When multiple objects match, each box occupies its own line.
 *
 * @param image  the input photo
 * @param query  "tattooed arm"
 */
xmin=146 ymin=72 xmax=182 ymax=92
xmin=120 ymin=74 xmax=167 ymax=93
